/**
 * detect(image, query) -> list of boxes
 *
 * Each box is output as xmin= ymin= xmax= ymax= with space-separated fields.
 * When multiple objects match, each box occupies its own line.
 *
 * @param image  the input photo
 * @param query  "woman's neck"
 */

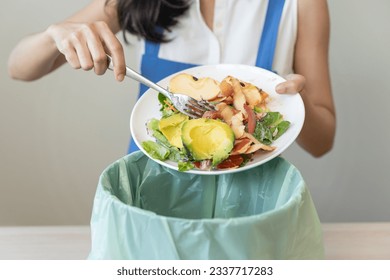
xmin=200 ymin=0 xmax=215 ymax=30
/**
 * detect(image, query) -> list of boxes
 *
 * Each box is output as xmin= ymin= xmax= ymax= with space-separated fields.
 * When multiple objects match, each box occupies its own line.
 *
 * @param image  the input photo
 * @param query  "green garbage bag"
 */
xmin=88 ymin=151 xmax=324 ymax=260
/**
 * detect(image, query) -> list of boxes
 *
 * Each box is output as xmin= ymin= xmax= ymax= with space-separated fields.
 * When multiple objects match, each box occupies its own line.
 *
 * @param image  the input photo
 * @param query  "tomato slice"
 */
xmin=217 ymin=155 xmax=244 ymax=169
xmin=244 ymin=103 xmax=256 ymax=134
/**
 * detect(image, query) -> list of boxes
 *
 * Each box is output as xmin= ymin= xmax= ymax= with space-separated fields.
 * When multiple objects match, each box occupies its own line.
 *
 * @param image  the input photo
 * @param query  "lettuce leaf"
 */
xmin=158 ymin=93 xmax=176 ymax=118
xmin=253 ymin=112 xmax=290 ymax=145
xmin=178 ymin=161 xmax=195 ymax=172
xmin=141 ymin=141 xmax=170 ymax=161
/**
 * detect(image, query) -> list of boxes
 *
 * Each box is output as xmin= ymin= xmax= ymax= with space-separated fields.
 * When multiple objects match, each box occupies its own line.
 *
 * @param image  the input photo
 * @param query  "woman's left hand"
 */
xmin=275 ymin=74 xmax=306 ymax=94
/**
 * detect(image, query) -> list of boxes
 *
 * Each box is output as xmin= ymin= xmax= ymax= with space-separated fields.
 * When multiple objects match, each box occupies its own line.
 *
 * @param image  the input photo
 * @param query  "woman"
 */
xmin=8 ymin=0 xmax=335 ymax=157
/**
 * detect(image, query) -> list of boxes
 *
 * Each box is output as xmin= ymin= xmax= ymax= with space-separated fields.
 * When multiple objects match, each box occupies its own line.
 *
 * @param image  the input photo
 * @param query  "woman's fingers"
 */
xmin=71 ymin=29 xmax=94 ymax=71
xmin=84 ymin=23 xmax=110 ymax=75
xmin=60 ymin=44 xmax=81 ymax=69
xmin=49 ymin=21 xmax=125 ymax=81
xmin=275 ymin=74 xmax=306 ymax=94
xmin=81 ymin=21 xmax=125 ymax=79
xmin=97 ymin=21 xmax=125 ymax=81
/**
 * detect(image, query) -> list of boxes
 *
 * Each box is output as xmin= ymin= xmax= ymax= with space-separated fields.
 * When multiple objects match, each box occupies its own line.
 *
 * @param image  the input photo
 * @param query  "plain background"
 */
xmin=1 ymin=0 xmax=389 ymax=226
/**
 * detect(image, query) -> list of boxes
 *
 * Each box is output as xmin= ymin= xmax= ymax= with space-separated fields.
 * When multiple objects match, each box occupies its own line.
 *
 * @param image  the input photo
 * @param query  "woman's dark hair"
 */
xmin=107 ymin=0 xmax=191 ymax=43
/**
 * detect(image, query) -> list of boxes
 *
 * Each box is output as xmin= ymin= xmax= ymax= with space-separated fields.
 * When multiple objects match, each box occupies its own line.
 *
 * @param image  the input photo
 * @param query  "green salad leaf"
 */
xmin=253 ymin=112 xmax=290 ymax=145
xmin=141 ymin=141 xmax=170 ymax=161
xmin=158 ymin=93 xmax=176 ymax=118
xmin=178 ymin=161 xmax=195 ymax=172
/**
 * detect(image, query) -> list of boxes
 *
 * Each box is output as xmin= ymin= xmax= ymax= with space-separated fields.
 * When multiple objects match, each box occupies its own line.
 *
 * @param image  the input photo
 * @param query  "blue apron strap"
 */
xmin=143 ymin=25 xmax=164 ymax=57
xmin=144 ymin=40 xmax=161 ymax=57
xmin=139 ymin=41 xmax=161 ymax=94
xmin=255 ymin=0 xmax=286 ymax=71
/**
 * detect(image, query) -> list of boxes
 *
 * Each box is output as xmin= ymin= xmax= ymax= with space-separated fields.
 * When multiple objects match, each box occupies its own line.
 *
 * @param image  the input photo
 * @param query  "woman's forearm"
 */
xmin=8 ymin=29 xmax=64 ymax=81
xmin=297 ymin=88 xmax=336 ymax=157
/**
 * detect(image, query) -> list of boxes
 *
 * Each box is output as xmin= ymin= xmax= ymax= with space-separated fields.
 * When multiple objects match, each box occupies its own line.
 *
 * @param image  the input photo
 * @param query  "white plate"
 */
xmin=130 ymin=64 xmax=305 ymax=175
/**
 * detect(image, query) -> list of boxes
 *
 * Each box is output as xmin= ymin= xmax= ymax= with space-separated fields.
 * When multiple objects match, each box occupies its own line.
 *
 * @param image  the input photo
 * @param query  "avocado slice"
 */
xmin=181 ymin=118 xmax=235 ymax=166
xmin=158 ymin=113 xmax=189 ymax=148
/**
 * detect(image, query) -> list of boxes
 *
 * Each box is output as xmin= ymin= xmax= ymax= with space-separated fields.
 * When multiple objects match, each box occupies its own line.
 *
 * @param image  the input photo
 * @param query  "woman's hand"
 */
xmin=275 ymin=74 xmax=306 ymax=94
xmin=47 ymin=21 xmax=126 ymax=81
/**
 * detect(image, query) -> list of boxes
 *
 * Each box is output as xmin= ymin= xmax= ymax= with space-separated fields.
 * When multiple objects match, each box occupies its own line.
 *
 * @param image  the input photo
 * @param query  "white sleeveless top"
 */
xmin=137 ymin=0 xmax=298 ymax=77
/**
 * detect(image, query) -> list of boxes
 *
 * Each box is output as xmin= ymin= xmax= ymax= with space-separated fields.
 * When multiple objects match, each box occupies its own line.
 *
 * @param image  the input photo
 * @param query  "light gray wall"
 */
xmin=1 ymin=0 xmax=389 ymax=225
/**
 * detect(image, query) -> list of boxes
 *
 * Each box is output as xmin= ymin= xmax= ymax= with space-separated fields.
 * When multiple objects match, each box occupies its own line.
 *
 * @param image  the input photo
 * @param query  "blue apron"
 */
xmin=128 ymin=0 xmax=285 ymax=153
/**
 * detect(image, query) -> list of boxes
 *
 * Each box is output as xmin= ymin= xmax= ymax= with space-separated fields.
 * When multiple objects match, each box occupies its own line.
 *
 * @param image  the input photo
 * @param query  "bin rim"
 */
xmin=99 ymin=178 xmax=305 ymax=225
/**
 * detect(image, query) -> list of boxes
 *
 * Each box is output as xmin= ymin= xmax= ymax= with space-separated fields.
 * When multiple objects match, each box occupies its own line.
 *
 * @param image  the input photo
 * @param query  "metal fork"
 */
xmin=106 ymin=55 xmax=215 ymax=118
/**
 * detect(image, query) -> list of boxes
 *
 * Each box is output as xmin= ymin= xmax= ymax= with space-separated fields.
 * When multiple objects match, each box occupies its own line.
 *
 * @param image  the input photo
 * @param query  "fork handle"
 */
xmin=106 ymin=55 xmax=172 ymax=98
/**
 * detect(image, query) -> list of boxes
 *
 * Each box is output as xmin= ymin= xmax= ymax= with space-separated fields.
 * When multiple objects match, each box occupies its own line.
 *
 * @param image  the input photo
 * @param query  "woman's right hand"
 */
xmin=47 ymin=20 xmax=126 ymax=81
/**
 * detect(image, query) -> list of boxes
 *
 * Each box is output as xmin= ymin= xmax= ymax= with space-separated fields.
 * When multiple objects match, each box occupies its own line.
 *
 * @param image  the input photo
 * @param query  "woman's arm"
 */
xmin=278 ymin=0 xmax=335 ymax=157
xmin=8 ymin=0 xmax=126 ymax=81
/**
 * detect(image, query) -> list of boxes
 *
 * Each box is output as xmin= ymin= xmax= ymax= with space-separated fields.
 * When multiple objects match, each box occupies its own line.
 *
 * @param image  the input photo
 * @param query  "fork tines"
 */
xmin=185 ymin=99 xmax=216 ymax=118
xmin=197 ymin=99 xmax=216 ymax=111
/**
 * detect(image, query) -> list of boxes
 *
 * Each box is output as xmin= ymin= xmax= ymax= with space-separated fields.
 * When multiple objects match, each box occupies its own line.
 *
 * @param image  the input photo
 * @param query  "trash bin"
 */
xmin=88 ymin=151 xmax=324 ymax=260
